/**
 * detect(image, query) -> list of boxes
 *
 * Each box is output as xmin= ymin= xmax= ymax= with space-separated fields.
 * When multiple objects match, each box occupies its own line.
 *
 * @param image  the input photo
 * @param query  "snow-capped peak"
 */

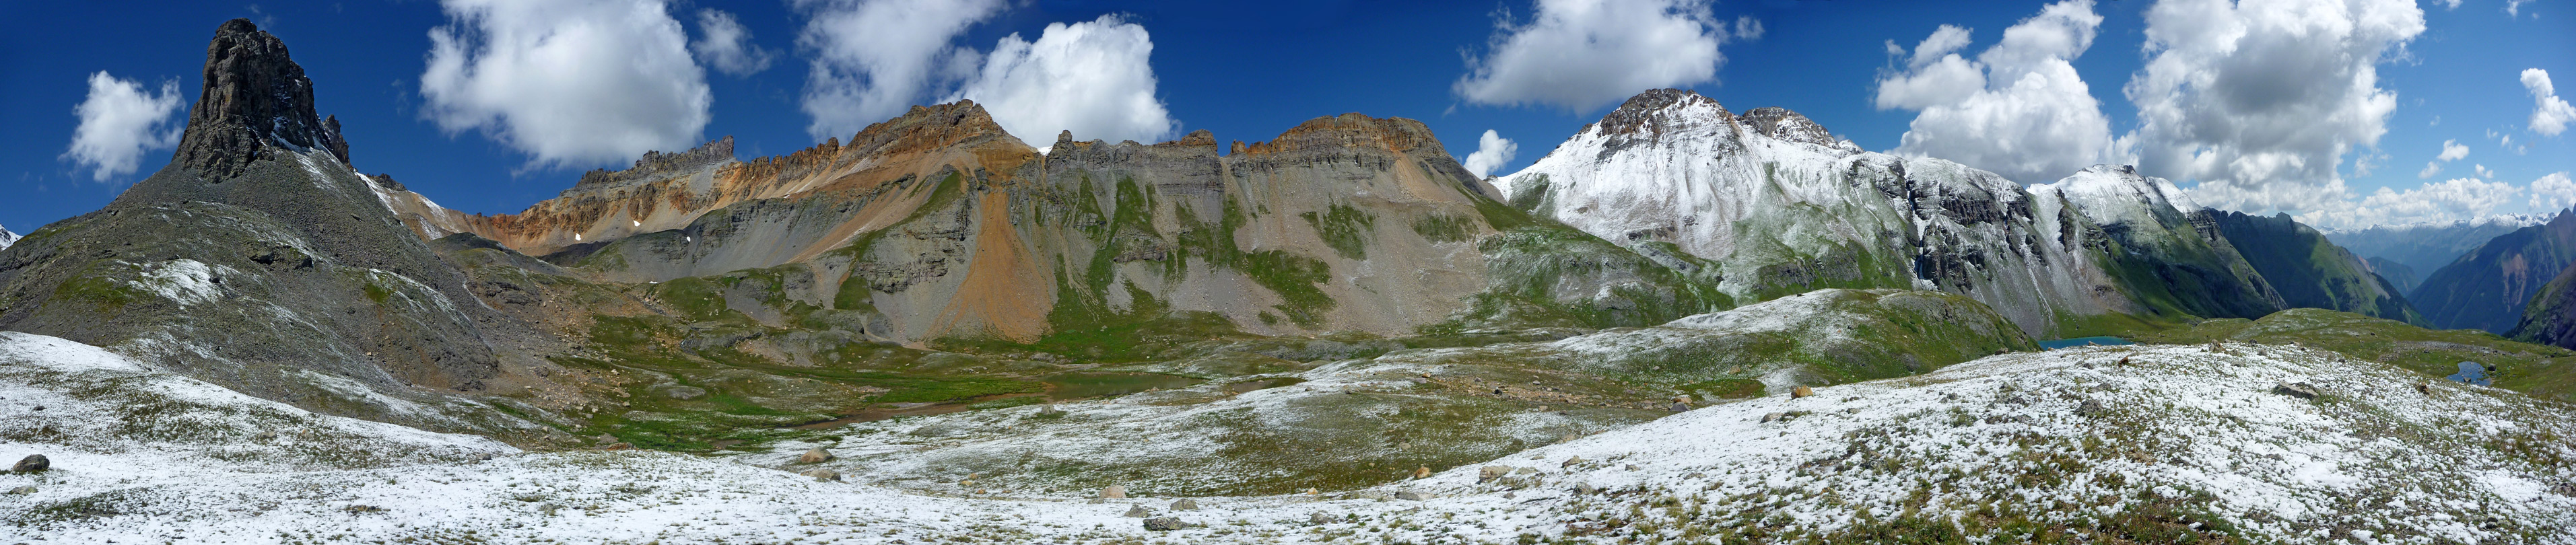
xmin=0 ymin=223 xmax=18 ymax=251
xmin=2034 ymin=164 xmax=2200 ymax=229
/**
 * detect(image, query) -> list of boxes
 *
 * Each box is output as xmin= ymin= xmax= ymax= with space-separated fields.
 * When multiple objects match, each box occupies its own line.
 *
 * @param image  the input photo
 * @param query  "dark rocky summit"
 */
xmin=172 ymin=19 xmax=349 ymax=181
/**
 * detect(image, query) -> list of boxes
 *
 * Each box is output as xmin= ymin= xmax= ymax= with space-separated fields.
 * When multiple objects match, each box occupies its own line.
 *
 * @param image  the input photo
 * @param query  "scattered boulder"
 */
xmin=1394 ymin=490 xmax=1429 ymax=501
xmin=1100 ymin=485 xmax=1128 ymax=499
xmin=7 ymin=486 xmax=32 ymax=495
xmin=1573 ymin=482 xmax=1602 ymax=495
xmin=1560 ymin=456 xmax=1584 ymax=468
xmin=663 ymin=386 xmax=707 ymax=401
xmin=802 ymin=469 xmax=841 ymax=482
xmin=1761 ymin=412 xmax=1787 ymax=423
xmin=1512 ymin=467 xmax=1538 ymax=476
xmin=798 ymin=447 xmax=835 ymax=464
xmin=252 ymin=430 xmax=277 ymax=441
xmin=11 ymin=455 xmax=47 ymax=473
xmin=1142 ymin=516 xmax=1186 ymax=531
xmin=1170 ymin=499 xmax=1198 ymax=511
xmin=2415 ymin=382 xmax=2432 ymax=394
xmin=2272 ymin=382 xmax=2321 ymax=400
xmin=1308 ymin=511 xmax=1334 ymax=525
xmin=1035 ymin=405 xmax=1065 ymax=417
xmin=1301 ymin=487 xmax=1320 ymax=495
xmin=1123 ymin=505 xmax=1152 ymax=517
xmin=1479 ymin=465 xmax=1512 ymax=483
xmin=1411 ymin=466 xmax=1430 ymax=479
xmin=1790 ymin=386 xmax=1815 ymax=398
xmin=2075 ymin=400 xmax=2107 ymax=417
xmin=1668 ymin=402 xmax=1691 ymax=412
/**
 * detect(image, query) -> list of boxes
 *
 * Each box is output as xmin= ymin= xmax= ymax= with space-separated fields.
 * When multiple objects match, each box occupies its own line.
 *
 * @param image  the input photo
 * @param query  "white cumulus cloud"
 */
xmin=2129 ymin=0 xmax=2425 ymax=216
xmin=62 ymin=72 xmax=185 ymax=182
xmin=1875 ymin=0 xmax=2120 ymax=184
xmin=795 ymin=0 xmax=1005 ymax=141
xmin=693 ymin=8 xmax=774 ymax=76
xmin=2334 ymin=177 xmax=2524 ymax=228
xmin=2420 ymin=139 xmax=2468 ymax=178
xmin=2532 ymin=172 xmax=2576 ymax=212
xmin=2524 ymin=68 xmax=2576 ymax=136
xmin=945 ymin=15 xmax=1178 ymax=146
xmin=1454 ymin=0 xmax=1757 ymax=112
xmin=421 ymin=0 xmax=712 ymax=168
xmin=1460 ymin=130 xmax=1520 ymax=178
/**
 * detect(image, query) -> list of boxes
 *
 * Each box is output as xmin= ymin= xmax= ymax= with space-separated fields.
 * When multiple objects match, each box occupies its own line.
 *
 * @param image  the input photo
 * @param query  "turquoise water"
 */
xmin=2038 ymin=336 xmax=2134 ymax=350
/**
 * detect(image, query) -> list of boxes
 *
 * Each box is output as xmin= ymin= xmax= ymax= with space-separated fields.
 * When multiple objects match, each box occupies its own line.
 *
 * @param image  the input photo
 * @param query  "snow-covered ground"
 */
xmin=4 ymin=332 xmax=2572 ymax=544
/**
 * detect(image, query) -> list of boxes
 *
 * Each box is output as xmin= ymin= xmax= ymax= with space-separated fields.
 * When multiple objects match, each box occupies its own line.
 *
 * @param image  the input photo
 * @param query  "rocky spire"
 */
xmin=172 ymin=18 xmax=349 ymax=181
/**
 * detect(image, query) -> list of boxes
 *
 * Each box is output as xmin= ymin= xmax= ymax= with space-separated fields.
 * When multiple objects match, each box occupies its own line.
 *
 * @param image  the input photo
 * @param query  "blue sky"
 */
xmin=3 ymin=0 xmax=2571 ymax=233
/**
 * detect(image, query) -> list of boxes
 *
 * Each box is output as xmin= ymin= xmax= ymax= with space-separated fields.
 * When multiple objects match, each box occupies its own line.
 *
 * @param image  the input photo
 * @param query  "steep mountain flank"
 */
xmin=2202 ymin=210 xmax=2424 ymax=325
xmin=2412 ymin=212 xmax=2576 ymax=333
xmin=0 ymin=20 xmax=560 ymax=439
xmin=2509 ymin=263 xmax=2576 ymax=353
xmin=2367 ymin=256 xmax=2420 ymax=293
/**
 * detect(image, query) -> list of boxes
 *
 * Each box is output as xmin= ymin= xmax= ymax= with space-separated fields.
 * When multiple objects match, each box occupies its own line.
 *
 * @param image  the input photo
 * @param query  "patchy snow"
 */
xmin=128 ymin=258 xmax=225 ymax=306
xmin=3 ymin=332 xmax=2567 ymax=543
xmin=0 ymin=223 xmax=18 ymax=250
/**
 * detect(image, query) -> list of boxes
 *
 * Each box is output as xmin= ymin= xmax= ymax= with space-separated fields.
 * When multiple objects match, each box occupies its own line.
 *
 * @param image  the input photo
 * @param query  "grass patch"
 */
xmin=1299 ymin=204 xmax=1376 ymax=260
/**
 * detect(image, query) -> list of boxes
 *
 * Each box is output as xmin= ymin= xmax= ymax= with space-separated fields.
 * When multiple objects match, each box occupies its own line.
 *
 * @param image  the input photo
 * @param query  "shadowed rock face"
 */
xmin=2201 ymin=210 xmax=2422 ymax=325
xmin=172 ymin=19 xmax=349 ymax=180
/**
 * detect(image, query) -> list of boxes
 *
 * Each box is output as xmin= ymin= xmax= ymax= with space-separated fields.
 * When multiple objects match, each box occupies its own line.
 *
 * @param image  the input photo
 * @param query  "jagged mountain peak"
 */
xmin=563 ymin=136 xmax=735 ymax=196
xmin=172 ymin=18 xmax=349 ymax=181
xmin=845 ymin=100 xmax=1023 ymax=158
xmin=0 ymin=224 xmax=17 ymax=251
xmin=1733 ymin=106 xmax=1837 ymax=147
xmin=1588 ymin=88 xmax=1730 ymax=140
xmin=1239 ymin=112 xmax=1451 ymax=158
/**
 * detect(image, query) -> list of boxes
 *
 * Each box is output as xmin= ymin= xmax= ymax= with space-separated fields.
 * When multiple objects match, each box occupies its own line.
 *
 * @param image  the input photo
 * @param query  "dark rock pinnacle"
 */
xmin=172 ymin=18 xmax=349 ymax=182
